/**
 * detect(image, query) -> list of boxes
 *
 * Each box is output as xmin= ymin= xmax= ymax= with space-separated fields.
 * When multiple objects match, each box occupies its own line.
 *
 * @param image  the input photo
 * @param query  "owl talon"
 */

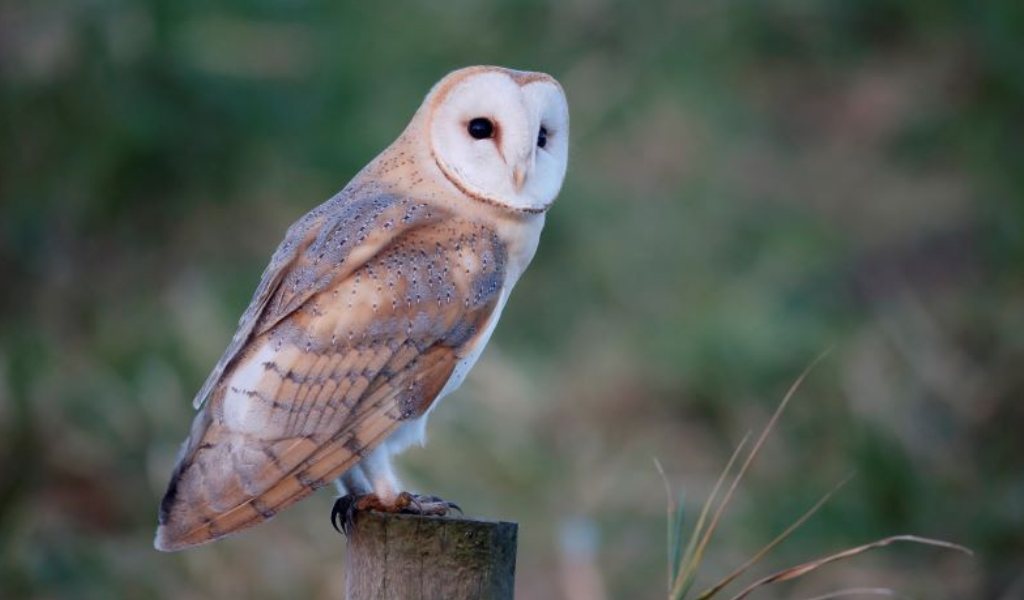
xmin=331 ymin=492 xmax=462 ymax=535
xmin=331 ymin=494 xmax=358 ymax=535
xmin=418 ymin=494 xmax=463 ymax=514
xmin=398 ymin=491 xmax=420 ymax=513
xmin=399 ymin=493 xmax=461 ymax=517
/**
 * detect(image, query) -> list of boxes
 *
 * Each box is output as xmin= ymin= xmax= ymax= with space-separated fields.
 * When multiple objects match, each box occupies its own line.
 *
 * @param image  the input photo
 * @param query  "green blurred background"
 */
xmin=1 ymin=1 xmax=1022 ymax=598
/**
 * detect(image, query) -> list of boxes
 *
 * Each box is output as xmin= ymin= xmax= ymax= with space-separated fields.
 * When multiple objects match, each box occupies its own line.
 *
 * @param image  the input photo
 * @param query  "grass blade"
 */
xmin=725 ymin=535 xmax=973 ymax=600
xmin=654 ymin=457 xmax=677 ymax=593
xmin=676 ymin=349 xmax=830 ymax=599
xmin=798 ymin=588 xmax=903 ymax=600
xmin=672 ymin=491 xmax=686 ymax=585
xmin=669 ymin=432 xmax=750 ymax=600
xmin=692 ymin=474 xmax=854 ymax=600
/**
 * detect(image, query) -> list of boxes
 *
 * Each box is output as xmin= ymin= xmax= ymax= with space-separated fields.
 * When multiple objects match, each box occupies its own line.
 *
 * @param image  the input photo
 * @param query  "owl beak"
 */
xmin=512 ymin=149 xmax=535 ymax=192
xmin=513 ymin=166 xmax=527 ymax=191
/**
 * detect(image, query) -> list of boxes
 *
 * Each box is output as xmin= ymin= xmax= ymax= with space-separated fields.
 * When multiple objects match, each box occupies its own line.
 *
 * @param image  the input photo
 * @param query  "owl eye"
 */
xmin=468 ymin=118 xmax=494 ymax=140
xmin=537 ymin=126 xmax=548 ymax=148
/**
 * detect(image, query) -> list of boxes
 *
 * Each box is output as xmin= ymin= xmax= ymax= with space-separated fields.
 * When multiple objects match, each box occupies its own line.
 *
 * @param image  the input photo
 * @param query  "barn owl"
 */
xmin=154 ymin=66 xmax=569 ymax=551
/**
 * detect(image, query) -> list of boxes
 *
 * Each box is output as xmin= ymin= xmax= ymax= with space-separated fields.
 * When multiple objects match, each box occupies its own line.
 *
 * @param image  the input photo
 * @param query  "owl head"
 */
xmin=421 ymin=66 xmax=569 ymax=214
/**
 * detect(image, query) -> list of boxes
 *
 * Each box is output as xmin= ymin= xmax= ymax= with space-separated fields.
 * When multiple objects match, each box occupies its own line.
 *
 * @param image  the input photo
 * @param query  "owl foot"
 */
xmin=331 ymin=492 xmax=462 ymax=535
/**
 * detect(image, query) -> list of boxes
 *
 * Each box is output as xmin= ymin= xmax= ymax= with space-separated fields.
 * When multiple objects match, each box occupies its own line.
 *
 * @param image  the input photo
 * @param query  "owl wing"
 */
xmin=156 ymin=187 xmax=508 ymax=551
xmin=192 ymin=183 xmax=425 ymax=410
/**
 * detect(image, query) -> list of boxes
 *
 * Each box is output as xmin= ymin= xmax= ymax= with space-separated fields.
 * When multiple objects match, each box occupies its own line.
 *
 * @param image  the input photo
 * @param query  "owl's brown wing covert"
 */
xmin=157 ymin=184 xmax=508 ymax=550
xmin=192 ymin=182 xmax=430 ymax=410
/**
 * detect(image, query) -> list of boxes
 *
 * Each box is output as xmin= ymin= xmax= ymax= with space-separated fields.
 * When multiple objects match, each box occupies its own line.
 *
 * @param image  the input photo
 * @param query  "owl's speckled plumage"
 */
xmin=155 ymin=66 xmax=569 ymax=551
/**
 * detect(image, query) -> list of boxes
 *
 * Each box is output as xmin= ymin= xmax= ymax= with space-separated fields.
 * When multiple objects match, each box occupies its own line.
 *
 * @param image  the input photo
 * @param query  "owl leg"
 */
xmin=330 ymin=447 xmax=461 ymax=535
xmin=363 ymin=450 xmax=461 ymax=512
xmin=331 ymin=447 xmax=400 ymax=533
xmin=334 ymin=464 xmax=371 ymax=497
xmin=360 ymin=444 xmax=401 ymax=503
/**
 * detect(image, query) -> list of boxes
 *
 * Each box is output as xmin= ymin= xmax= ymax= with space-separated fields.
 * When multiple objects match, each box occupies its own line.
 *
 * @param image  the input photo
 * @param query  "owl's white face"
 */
xmin=427 ymin=68 xmax=569 ymax=213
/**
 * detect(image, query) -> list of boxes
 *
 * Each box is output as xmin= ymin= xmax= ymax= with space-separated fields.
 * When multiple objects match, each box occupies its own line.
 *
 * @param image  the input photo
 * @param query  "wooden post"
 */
xmin=345 ymin=511 xmax=518 ymax=600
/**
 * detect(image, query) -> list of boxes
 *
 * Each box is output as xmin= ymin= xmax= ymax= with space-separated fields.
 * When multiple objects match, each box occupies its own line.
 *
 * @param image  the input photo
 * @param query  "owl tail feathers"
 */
xmin=153 ymin=448 xmax=325 ymax=552
xmin=153 ymin=416 xmax=402 ymax=551
xmin=153 ymin=431 xmax=327 ymax=552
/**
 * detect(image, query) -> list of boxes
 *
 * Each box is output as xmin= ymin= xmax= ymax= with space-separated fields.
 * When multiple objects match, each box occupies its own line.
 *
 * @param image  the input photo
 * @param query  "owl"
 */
xmin=154 ymin=66 xmax=569 ymax=551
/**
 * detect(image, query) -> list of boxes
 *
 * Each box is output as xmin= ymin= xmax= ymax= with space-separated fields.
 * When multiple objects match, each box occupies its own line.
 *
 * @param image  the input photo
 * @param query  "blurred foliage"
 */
xmin=1 ymin=0 xmax=1022 ymax=599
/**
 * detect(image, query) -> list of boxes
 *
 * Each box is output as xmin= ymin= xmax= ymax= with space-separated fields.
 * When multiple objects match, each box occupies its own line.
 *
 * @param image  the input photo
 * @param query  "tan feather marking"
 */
xmin=284 ymin=351 xmax=332 ymax=433
xmin=306 ymin=340 xmax=397 ymax=434
xmin=251 ymin=498 xmax=276 ymax=519
xmin=293 ymin=351 xmax=350 ymax=434
xmin=276 ymin=358 xmax=304 ymax=399
xmin=257 ymin=348 xmax=300 ymax=400
xmin=263 ymin=436 xmax=320 ymax=481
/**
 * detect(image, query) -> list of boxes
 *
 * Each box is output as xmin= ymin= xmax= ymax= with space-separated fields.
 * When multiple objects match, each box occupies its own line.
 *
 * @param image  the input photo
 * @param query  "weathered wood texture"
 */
xmin=345 ymin=511 xmax=518 ymax=600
